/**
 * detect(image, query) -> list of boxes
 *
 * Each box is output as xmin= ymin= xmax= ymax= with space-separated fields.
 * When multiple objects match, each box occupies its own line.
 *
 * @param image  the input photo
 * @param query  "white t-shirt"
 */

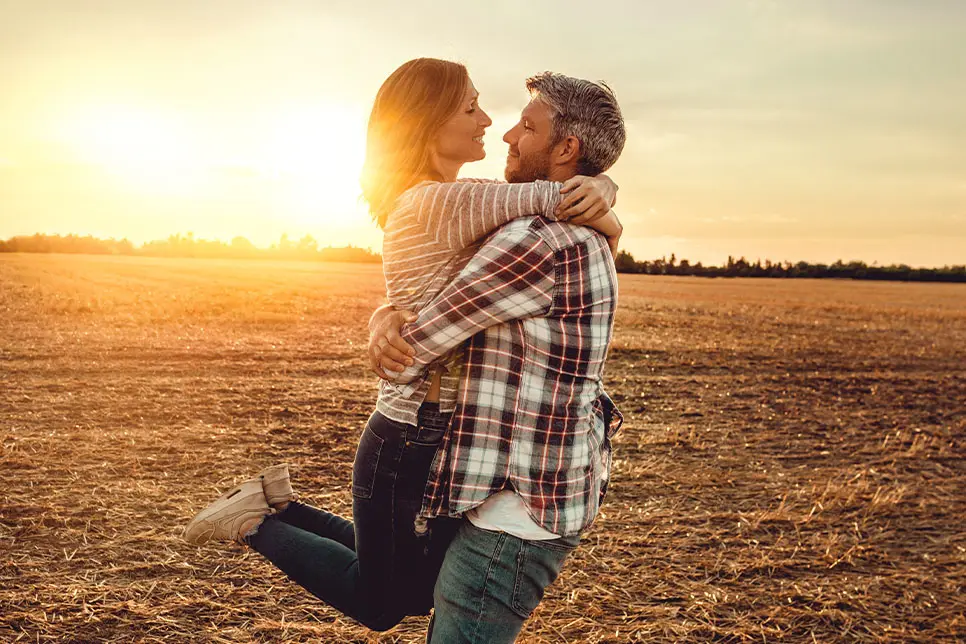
xmin=466 ymin=490 xmax=561 ymax=540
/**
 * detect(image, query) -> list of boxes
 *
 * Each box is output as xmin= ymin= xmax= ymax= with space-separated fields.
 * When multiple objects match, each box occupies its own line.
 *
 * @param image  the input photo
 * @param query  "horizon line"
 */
xmin=3 ymin=231 xmax=965 ymax=272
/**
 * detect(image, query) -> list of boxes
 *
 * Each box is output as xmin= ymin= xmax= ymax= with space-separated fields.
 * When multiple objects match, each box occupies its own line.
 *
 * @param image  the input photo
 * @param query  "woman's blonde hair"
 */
xmin=361 ymin=58 xmax=469 ymax=228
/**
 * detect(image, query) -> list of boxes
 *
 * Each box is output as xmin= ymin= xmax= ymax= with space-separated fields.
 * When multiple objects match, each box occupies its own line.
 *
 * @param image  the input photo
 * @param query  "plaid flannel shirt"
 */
xmin=390 ymin=216 xmax=623 ymax=537
xmin=375 ymin=179 xmax=564 ymax=427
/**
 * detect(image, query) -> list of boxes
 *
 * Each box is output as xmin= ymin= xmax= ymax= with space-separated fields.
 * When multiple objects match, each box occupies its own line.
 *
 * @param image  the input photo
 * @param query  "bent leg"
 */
xmin=354 ymin=406 xmax=455 ymax=617
xmin=275 ymin=501 xmax=355 ymax=551
xmin=246 ymin=517 xmax=404 ymax=631
xmin=244 ymin=408 xmax=452 ymax=630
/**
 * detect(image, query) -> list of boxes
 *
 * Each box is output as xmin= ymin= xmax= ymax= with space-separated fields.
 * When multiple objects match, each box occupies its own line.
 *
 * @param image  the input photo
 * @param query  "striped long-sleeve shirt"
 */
xmin=375 ymin=178 xmax=564 ymax=426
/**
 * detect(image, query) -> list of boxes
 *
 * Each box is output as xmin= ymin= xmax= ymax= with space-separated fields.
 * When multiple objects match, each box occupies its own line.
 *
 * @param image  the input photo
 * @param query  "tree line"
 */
xmin=2 ymin=233 xmax=963 ymax=282
xmin=614 ymin=251 xmax=966 ymax=283
xmin=0 ymin=233 xmax=381 ymax=264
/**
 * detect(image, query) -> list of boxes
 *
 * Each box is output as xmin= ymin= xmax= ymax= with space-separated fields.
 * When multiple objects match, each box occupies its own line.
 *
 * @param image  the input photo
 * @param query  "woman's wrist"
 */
xmin=597 ymin=174 xmax=618 ymax=206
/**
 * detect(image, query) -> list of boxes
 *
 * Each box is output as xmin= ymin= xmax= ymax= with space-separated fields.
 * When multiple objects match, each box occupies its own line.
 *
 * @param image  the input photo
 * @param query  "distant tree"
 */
xmin=277 ymin=233 xmax=294 ymax=257
xmin=2 ymin=232 xmax=960 ymax=280
xmin=116 ymin=238 xmax=135 ymax=255
xmin=604 ymin=250 xmax=964 ymax=283
xmin=614 ymin=250 xmax=640 ymax=273
xmin=230 ymin=236 xmax=257 ymax=256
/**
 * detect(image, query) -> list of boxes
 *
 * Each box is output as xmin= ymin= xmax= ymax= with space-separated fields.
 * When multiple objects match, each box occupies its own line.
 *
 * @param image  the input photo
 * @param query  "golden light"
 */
xmin=256 ymin=103 xmax=368 ymax=226
xmin=55 ymin=101 xmax=374 ymax=240
xmin=64 ymin=105 xmax=205 ymax=195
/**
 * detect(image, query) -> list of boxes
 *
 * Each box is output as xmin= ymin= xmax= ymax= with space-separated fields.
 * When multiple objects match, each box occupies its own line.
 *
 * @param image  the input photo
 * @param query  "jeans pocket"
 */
xmin=411 ymin=423 xmax=446 ymax=446
xmin=352 ymin=422 xmax=384 ymax=499
xmin=510 ymin=540 xmax=573 ymax=619
xmin=412 ymin=408 xmax=450 ymax=446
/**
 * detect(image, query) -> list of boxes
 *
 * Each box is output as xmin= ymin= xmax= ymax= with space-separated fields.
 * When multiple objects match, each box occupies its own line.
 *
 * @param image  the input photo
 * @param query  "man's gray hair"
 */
xmin=525 ymin=71 xmax=626 ymax=176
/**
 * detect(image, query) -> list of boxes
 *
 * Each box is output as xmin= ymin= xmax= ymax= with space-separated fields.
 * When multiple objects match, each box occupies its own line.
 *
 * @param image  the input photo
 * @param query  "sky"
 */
xmin=1 ymin=0 xmax=964 ymax=267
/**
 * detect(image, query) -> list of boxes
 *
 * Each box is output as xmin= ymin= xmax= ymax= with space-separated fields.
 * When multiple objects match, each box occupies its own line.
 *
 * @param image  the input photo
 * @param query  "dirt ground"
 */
xmin=1 ymin=254 xmax=964 ymax=643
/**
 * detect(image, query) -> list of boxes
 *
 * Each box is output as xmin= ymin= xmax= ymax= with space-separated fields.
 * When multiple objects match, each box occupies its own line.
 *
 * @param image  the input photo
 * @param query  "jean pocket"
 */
xmin=352 ymin=422 xmax=384 ymax=499
xmin=510 ymin=540 xmax=574 ymax=619
xmin=411 ymin=422 xmax=446 ymax=447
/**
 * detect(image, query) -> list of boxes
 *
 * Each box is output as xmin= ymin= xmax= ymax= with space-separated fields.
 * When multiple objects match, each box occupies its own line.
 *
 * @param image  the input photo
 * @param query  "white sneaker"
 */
xmin=183 ymin=479 xmax=272 ymax=545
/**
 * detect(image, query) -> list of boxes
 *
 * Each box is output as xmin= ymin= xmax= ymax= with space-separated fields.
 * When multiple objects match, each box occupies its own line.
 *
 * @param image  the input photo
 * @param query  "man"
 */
xmin=369 ymin=71 xmax=626 ymax=643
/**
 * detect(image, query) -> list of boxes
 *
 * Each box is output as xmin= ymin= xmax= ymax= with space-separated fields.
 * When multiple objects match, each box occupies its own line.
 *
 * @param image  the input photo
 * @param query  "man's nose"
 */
xmin=503 ymin=125 xmax=516 ymax=145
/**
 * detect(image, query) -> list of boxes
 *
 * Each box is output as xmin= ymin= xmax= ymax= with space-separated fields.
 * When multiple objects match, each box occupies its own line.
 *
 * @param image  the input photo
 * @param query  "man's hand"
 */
xmin=367 ymin=304 xmax=417 ymax=380
xmin=555 ymin=174 xmax=618 ymax=224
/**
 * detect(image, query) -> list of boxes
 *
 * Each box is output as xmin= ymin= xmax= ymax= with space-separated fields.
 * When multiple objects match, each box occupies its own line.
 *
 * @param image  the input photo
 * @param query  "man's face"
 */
xmin=503 ymin=99 xmax=554 ymax=183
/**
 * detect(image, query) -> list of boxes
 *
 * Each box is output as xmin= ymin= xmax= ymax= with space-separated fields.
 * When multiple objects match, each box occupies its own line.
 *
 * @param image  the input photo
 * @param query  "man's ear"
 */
xmin=552 ymin=135 xmax=581 ymax=167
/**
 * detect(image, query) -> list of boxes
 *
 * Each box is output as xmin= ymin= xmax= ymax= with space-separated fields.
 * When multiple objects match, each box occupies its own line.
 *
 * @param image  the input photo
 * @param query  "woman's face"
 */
xmin=431 ymin=79 xmax=492 ymax=170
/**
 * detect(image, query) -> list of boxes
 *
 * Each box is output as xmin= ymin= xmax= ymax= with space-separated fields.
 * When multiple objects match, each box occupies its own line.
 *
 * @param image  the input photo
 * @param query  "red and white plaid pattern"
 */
xmin=376 ymin=179 xmax=563 ymax=427
xmin=393 ymin=216 xmax=622 ymax=537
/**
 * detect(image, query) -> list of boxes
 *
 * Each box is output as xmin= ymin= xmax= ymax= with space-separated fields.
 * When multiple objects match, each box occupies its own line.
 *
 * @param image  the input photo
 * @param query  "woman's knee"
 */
xmin=360 ymin=610 xmax=405 ymax=632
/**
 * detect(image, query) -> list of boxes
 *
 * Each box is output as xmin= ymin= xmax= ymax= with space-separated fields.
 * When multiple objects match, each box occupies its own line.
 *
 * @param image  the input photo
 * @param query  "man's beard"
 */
xmin=505 ymin=148 xmax=552 ymax=183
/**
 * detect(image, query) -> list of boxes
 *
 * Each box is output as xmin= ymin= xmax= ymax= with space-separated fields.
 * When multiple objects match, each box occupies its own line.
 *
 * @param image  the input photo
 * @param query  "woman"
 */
xmin=183 ymin=58 xmax=622 ymax=631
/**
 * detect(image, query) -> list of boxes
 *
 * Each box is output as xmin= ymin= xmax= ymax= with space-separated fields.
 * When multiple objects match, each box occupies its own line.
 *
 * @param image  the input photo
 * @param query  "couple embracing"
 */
xmin=184 ymin=58 xmax=626 ymax=643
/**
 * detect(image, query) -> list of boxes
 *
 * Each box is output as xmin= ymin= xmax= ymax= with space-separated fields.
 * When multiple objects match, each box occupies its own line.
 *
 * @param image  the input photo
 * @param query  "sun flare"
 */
xmin=63 ymin=105 xmax=205 ymax=195
xmin=60 ymin=102 xmax=369 ymax=228
xmin=256 ymin=104 xmax=368 ymax=225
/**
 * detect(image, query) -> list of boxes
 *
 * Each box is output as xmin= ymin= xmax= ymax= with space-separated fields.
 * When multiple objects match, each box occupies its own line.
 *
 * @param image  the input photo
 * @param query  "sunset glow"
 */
xmin=257 ymin=104 xmax=368 ymax=226
xmin=61 ymin=102 xmax=368 ymax=213
xmin=1 ymin=1 xmax=964 ymax=266
xmin=64 ymin=105 xmax=204 ymax=195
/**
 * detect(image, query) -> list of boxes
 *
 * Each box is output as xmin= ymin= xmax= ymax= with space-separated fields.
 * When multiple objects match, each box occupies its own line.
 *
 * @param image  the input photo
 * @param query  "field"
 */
xmin=1 ymin=253 xmax=964 ymax=643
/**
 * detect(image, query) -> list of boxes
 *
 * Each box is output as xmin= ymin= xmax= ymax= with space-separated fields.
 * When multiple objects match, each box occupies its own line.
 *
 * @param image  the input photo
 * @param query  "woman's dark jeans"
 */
xmin=246 ymin=405 xmax=458 ymax=631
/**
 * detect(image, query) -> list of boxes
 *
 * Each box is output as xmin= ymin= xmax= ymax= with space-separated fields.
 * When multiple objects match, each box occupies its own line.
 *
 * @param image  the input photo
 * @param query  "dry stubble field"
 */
xmin=1 ymin=253 xmax=964 ymax=643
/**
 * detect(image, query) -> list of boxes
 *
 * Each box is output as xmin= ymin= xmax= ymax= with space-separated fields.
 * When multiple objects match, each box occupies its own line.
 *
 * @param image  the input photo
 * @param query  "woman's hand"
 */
xmin=607 ymin=234 xmax=621 ymax=257
xmin=555 ymin=174 xmax=618 ymax=224
xmin=367 ymin=305 xmax=417 ymax=379
xmin=586 ymin=209 xmax=623 ymax=257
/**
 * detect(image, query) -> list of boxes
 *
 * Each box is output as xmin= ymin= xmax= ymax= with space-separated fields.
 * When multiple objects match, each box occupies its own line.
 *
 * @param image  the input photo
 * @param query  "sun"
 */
xmin=256 ymin=104 xmax=368 ymax=226
xmin=64 ymin=105 xmax=205 ymax=195
xmin=58 ymin=101 xmax=373 ymax=239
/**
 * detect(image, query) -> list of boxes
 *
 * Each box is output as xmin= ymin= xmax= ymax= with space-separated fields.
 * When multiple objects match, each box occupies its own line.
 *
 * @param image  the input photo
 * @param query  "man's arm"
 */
xmin=385 ymin=224 xmax=556 ymax=384
xmin=367 ymin=213 xmax=621 ymax=376
xmin=367 ymin=304 xmax=417 ymax=380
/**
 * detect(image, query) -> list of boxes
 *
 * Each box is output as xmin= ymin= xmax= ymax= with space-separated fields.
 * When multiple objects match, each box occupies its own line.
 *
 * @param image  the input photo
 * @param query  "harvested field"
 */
xmin=1 ymin=253 xmax=964 ymax=643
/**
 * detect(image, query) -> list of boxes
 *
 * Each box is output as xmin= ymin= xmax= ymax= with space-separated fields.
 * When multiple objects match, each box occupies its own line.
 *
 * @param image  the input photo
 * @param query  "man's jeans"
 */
xmin=246 ymin=405 xmax=458 ymax=631
xmin=428 ymin=520 xmax=580 ymax=643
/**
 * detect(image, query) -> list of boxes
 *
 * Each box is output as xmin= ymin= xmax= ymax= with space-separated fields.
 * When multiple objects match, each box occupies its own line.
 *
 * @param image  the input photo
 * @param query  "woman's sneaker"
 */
xmin=183 ymin=479 xmax=272 ymax=545
xmin=255 ymin=464 xmax=297 ymax=508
